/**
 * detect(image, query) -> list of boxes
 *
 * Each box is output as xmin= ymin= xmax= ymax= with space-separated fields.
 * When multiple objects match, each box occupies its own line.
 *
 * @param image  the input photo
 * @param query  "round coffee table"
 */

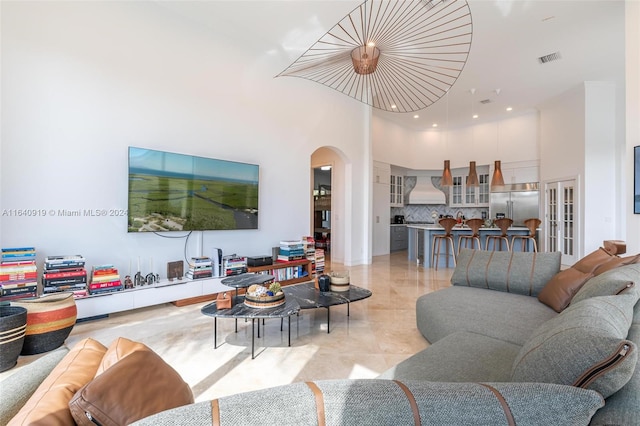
xmin=201 ymin=296 xmax=300 ymax=359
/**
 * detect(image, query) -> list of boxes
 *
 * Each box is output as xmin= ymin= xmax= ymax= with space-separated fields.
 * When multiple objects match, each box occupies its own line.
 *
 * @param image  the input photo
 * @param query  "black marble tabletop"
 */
xmin=221 ymin=273 xmax=275 ymax=289
xmin=282 ymin=281 xmax=372 ymax=309
xmin=201 ymin=295 xmax=300 ymax=319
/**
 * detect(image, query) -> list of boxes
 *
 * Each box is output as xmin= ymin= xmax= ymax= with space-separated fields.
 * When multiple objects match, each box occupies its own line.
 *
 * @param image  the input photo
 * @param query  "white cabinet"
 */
xmin=75 ymin=277 xmax=228 ymax=319
xmin=494 ymin=161 xmax=539 ymax=184
xmin=372 ymin=162 xmax=391 ymax=256
xmin=374 ymin=163 xmax=390 ymax=184
xmin=390 ymin=175 xmax=404 ymax=207
xmin=450 ymin=172 xmax=490 ymax=207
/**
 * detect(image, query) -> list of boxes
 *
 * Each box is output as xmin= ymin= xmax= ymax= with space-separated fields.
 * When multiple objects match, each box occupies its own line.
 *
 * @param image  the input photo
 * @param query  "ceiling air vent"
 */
xmin=479 ymin=99 xmax=492 ymax=104
xmin=538 ymin=52 xmax=562 ymax=64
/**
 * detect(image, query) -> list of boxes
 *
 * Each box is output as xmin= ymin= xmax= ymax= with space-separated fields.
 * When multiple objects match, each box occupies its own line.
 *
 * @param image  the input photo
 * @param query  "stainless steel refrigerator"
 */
xmin=489 ymin=183 xmax=540 ymax=227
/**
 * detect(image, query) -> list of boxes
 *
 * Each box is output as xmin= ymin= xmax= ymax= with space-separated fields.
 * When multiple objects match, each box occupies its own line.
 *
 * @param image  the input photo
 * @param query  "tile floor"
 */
xmin=5 ymin=251 xmax=454 ymax=402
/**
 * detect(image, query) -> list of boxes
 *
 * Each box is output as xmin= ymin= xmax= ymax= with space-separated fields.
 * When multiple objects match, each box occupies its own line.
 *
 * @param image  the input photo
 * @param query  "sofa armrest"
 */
xmin=0 ymin=347 xmax=69 ymax=425
xmin=131 ymin=379 xmax=603 ymax=426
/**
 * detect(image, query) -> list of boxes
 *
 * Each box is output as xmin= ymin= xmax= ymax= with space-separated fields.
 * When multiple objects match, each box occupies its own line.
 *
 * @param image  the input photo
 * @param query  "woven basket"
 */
xmin=329 ymin=272 xmax=350 ymax=292
xmin=12 ymin=292 xmax=77 ymax=355
xmin=0 ymin=306 xmax=27 ymax=372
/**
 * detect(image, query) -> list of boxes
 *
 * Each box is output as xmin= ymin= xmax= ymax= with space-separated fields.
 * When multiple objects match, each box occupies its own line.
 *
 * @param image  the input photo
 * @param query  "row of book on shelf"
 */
xmin=1 ymin=238 xmax=326 ymax=301
xmin=1 ymin=247 xmax=125 ymax=301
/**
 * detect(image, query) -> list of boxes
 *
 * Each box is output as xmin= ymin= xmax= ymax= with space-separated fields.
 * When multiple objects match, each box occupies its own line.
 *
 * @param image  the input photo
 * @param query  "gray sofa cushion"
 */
xmin=132 ymin=379 xmax=604 ymax=426
xmin=378 ymin=331 xmax=521 ymax=382
xmin=572 ymin=263 xmax=640 ymax=305
xmin=0 ymin=347 xmax=69 ymax=426
xmin=451 ymin=249 xmax=561 ymax=297
xmin=512 ymin=290 xmax=639 ymax=398
xmin=416 ymin=286 xmax=557 ymax=346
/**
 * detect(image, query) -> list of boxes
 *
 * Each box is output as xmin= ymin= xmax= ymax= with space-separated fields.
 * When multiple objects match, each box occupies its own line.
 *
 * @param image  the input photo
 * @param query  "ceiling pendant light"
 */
xmin=491 ymin=160 xmax=505 ymax=188
xmin=441 ymin=160 xmax=453 ymax=187
xmin=351 ymin=44 xmax=380 ymax=75
xmin=491 ymin=121 xmax=504 ymax=188
xmin=466 ymin=89 xmax=479 ymax=187
xmin=441 ymin=90 xmax=452 ymax=187
xmin=467 ymin=161 xmax=479 ymax=187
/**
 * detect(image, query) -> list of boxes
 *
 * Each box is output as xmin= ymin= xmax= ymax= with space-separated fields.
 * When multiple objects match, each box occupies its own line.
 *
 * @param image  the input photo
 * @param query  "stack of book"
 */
xmin=315 ymin=248 xmax=325 ymax=276
xmin=277 ymin=240 xmax=305 ymax=262
xmin=302 ymin=236 xmax=316 ymax=274
xmin=187 ymin=257 xmax=213 ymax=280
xmin=89 ymin=265 xmax=123 ymax=295
xmin=0 ymin=247 xmax=38 ymax=301
xmin=43 ymin=255 xmax=87 ymax=297
xmin=222 ymin=255 xmax=247 ymax=276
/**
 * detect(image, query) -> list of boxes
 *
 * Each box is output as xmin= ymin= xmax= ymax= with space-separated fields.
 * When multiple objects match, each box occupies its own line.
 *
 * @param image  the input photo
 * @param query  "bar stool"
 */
xmin=511 ymin=218 xmax=541 ymax=252
xmin=457 ymin=218 xmax=483 ymax=255
xmin=432 ymin=218 xmax=458 ymax=269
xmin=485 ymin=218 xmax=513 ymax=251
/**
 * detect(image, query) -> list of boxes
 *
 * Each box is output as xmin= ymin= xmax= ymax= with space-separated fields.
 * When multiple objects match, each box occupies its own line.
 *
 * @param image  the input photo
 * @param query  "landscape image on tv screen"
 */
xmin=128 ymin=147 xmax=259 ymax=232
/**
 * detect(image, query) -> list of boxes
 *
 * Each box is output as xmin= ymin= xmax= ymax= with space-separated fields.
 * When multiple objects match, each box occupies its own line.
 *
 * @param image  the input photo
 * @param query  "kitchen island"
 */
xmin=407 ymin=224 xmax=536 ymax=268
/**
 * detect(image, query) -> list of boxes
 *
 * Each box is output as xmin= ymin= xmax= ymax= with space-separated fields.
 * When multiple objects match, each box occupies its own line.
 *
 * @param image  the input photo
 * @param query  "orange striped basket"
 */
xmin=12 ymin=292 xmax=77 ymax=355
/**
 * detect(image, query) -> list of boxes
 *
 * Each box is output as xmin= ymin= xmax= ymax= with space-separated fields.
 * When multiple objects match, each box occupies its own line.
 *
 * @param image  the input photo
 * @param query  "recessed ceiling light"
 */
xmin=391 ymin=104 xmax=397 ymax=109
xmin=432 ymin=123 xmax=438 ymax=128
xmin=506 ymin=107 xmax=513 ymax=112
xmin=472 ymin=114 xmax=478 ymax=119
xmin=367 ymin=41 xmax=376 ymax=47
xmin=320 ymin=165 xmax=331 ymax=171
xmin=413 ymin=115 xmax=419 ymax=119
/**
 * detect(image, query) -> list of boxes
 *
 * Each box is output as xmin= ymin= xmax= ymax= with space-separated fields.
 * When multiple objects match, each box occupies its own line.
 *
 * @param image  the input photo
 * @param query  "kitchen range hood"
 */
xmin=407 ymin=177 xmax=446 ymax=205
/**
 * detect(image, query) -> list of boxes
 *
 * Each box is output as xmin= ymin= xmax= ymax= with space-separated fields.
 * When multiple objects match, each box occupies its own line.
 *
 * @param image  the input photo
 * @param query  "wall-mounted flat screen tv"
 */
xmin=128 ymin=147 xmax=259 ymax=232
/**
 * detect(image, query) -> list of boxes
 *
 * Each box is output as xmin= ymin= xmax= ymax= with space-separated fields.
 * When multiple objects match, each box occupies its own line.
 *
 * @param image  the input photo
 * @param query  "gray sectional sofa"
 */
xmin=3 ymin=249 xmax=638 ymax=425
xmin=380 ymin=249 xmax=640 ymax=426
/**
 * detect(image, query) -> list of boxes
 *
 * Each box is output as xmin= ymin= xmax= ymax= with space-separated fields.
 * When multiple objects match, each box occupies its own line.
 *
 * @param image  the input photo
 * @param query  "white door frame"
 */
xmin=544 ymin=177 xmax=580 ymax=266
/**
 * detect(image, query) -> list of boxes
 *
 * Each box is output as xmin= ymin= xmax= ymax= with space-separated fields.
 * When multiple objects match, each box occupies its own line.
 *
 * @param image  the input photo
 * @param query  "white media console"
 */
xmin=75 ymin=277 xmax=229 ymax=320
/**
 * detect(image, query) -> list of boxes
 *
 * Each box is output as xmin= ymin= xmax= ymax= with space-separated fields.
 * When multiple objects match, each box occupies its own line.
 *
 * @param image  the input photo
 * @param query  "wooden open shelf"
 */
xmin=247 ymin=259 xmax=312 ymax=287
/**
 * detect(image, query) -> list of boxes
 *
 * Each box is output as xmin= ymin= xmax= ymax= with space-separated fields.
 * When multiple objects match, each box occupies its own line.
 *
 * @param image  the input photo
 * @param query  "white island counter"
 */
xmin=407 ymin=224 xmax=536 ymax=268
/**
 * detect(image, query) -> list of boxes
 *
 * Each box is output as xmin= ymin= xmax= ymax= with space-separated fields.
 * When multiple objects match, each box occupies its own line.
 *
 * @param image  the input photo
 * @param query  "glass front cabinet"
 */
xmin=450 ymin=172 xmax=490 ymax=207
xmin=390 ymin=175 xmax=404 ymax=207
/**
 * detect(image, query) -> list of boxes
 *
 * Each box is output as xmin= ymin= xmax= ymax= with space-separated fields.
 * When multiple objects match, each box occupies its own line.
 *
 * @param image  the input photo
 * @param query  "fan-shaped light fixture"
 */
xmin=277 ymin=0 xmax=473 ymax=113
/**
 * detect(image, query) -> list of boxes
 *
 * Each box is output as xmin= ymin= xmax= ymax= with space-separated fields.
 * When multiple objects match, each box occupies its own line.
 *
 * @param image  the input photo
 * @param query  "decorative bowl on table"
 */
xmin=244 ymin=283 xmax=285 ymax=309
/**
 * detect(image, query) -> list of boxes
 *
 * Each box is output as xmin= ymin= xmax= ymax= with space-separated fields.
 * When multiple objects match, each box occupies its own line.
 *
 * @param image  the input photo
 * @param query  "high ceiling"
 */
xmin=156 ymin=0 xmax=626 ymax=131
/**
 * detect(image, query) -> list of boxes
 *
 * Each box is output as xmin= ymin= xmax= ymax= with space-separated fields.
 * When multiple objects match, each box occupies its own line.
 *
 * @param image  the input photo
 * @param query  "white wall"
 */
xmin=0 ymin=2 xmax=371 ymax=274
xmin=626 ymin=1 xmax=640 ymax=254
xmin=584 ymin=82 xmax=617 ymax=250
xmin=372 ymin=112 xmax=539 ymax=170
xmin=539 ymin=82 xmax=621 ymax=256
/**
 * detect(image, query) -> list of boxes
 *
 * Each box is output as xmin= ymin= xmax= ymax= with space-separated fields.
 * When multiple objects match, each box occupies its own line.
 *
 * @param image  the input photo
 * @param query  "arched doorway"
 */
xmin=311 ymin=147 xmax=347 ymax=265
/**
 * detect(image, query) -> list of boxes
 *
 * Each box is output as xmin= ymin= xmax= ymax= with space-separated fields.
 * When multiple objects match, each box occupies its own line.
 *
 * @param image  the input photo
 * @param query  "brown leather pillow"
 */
xmin=538 ymin=248 xmax=615 ymax=312
xmin=594 ymin=254 xmax=640 ymax=276
xmin=8 ymin=338 xmax=107 ymax=426
xmin=95 ymin=336 xmax=149 ymax=376
xmin=69 ymin=349 xmax=194 ymax=426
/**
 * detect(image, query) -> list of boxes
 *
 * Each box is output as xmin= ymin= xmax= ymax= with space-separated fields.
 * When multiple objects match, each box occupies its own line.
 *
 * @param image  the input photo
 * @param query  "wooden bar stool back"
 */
xmin=457 ymin=218 xmax=483 ymax=255
xmin=432 ymin=218 xmax=458 ymax=269
xmin=485 ymin=218 xmax=513 ymax=251
xmin=511 ymin=218 xmax=541 ymax=252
